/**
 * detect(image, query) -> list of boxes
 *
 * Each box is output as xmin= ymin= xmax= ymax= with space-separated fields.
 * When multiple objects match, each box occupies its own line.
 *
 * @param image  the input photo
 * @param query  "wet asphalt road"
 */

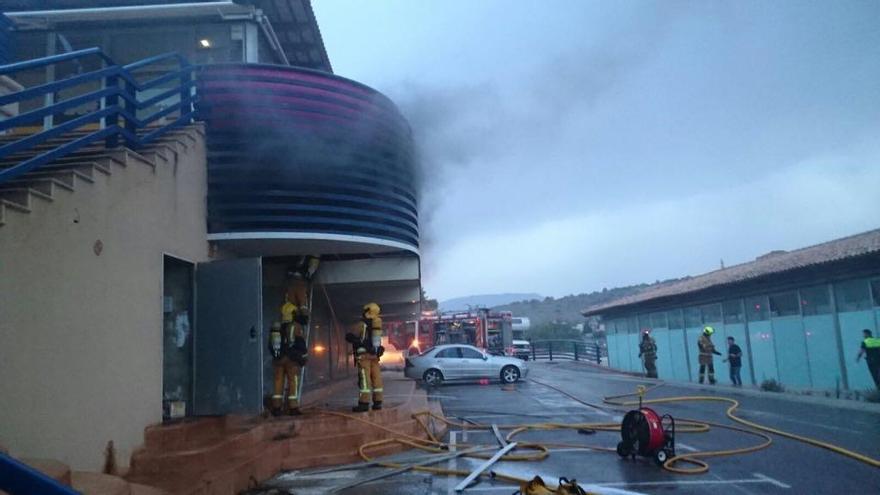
xmin=254 ymin=361 xmax=880 ymax=494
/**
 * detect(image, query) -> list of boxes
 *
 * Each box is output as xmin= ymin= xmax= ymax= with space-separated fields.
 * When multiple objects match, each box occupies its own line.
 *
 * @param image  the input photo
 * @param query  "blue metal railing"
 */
xmin=0 ymin=47 xmax=196 ymax=183
xmin=0 ymin=452 xmax=79 ymax=495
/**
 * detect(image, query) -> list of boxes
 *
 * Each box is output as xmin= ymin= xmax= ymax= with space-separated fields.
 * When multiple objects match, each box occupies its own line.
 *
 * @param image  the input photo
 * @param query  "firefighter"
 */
xmin=638 ymin=330 xmax=658 ymax=378
xmin=697 ymin=326 xmax=722 ymax=384
xmin=287 ymin=255 xmax=319 ymax=328
xmin=856 ymin=329 xmax=880 ymax=389
xmin=346 ymin=302 xmax=384 ymax=412
xmin=269 ymin=313 xmax=308 ymax=416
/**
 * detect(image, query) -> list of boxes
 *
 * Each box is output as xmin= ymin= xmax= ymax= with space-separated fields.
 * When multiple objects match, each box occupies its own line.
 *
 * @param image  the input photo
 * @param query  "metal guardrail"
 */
xmin=0 ymin=47 xmax=195 ymax=183
xmin=528 ymin=339 xmax=605 ymax=364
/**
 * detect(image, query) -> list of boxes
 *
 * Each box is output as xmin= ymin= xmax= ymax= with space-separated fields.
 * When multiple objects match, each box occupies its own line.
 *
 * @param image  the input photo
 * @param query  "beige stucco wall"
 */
xmin=0 ymin=125 xmax=212 ymax=471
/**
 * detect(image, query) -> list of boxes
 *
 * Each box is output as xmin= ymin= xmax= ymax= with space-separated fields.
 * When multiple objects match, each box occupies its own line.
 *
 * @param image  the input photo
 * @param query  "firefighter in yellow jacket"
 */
xmin=346 ymin=302 xmax=384 ymax=412
xmin=269 ymin=300 xmax=308 ymax=416
xmin=697 ymin=326 xmax=722 ymax=385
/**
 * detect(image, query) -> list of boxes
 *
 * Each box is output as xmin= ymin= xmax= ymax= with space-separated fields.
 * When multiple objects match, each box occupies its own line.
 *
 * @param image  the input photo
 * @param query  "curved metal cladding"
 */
xmin=195 ymin=64 xmax=419 ymax=252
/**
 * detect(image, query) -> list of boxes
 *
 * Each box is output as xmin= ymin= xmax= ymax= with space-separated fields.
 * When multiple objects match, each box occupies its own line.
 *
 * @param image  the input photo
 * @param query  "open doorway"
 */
xmin=163 ymin=255 xmax=194 ymax=419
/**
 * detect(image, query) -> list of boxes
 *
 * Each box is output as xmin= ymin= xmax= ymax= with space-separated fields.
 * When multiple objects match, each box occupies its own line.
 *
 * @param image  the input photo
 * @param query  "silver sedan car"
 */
xmin=404 ymin=344 xmax=529 ymax=386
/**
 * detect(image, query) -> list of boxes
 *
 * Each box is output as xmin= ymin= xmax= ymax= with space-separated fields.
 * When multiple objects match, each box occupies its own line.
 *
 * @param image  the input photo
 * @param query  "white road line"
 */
xmin=447 ymin=430 xmax=458 ymax=495
xmin=753 ymin=472 xmax=792 ymax=488
xmin=677 ymin=442 xmax=698 ymax=452
xmin=592 ymin=473 xmax=790 ymax=488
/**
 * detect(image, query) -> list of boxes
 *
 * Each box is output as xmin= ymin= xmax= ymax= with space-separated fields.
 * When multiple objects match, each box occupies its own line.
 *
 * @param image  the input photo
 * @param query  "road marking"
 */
xmin=677 ymin=442 xmax=698 ymax=452
xmin=753 ymin=472 xmax=792 ymax=488
xmin=590 ymin=472 xmax=790 ymax=489
xmin=447 ymin=430 xmax=457 ymax=495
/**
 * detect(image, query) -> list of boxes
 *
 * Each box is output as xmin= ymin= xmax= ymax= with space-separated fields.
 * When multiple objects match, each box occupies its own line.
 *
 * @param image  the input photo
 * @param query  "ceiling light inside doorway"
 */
xmin=199 ymin=39 xmax=211 ymax=48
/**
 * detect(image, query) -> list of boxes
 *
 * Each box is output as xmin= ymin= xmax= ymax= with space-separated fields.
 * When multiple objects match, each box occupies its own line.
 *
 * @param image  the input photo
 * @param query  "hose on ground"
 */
xmin=308 ymin=376 xmax=880 ymax=491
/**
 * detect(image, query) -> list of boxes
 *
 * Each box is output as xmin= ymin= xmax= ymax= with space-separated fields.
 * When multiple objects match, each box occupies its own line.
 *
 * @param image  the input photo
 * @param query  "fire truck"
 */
xmin=414 ymin=309 xmax=513 ymax=355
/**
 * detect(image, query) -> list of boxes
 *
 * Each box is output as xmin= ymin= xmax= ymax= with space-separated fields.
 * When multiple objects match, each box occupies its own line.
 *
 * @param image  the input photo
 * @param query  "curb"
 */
xmin=557 ymin=360 xmax=880 ymax=413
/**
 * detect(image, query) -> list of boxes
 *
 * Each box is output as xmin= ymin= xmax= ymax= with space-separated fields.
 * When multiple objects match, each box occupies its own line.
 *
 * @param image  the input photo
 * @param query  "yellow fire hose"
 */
xmin=309 ymin=377 xmax=880 ymax=492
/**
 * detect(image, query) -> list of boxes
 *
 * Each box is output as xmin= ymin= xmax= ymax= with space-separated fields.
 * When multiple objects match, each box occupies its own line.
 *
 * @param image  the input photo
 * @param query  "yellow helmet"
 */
xmin=703 ymin=326 xmax=715 ymax=336
xmin=363 ymin=302 xmax=381 ymax=318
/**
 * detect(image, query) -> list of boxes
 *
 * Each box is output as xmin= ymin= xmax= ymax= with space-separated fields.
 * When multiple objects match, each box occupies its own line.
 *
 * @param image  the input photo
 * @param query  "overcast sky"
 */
xmin=313 ymin=1 xmax=880 ymax=302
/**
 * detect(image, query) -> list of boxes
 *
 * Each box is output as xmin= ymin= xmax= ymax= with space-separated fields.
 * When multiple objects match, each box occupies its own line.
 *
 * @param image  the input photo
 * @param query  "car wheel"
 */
xmin=423 ymin=369 xmax=444 ymax=387
xmin=501 ymin=365 xmax=520 ymax=384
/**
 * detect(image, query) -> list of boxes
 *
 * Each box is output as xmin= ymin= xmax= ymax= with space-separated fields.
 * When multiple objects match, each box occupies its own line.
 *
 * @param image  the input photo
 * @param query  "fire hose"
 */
xmin=308 ymin=377 xmax=880 ymax=492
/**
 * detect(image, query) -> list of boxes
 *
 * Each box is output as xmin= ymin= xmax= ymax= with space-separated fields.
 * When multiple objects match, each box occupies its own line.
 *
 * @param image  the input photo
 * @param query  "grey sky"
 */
xmin=313 ymin=1 xmax=880 ymax=301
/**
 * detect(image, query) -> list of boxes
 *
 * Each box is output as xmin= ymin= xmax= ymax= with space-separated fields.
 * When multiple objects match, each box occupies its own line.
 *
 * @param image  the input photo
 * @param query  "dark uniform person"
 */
xmin=697 ymin=326 xmax=722 ymax=384
xmin=723 ymin=336 xmax=743 ymax=387
xmin=856 ymin=329 xmax=880 ymax=389
xmin=346 ymin=303 xmax=384 ymax=412
xmin=638 ymin=330 xmax=658 ymax=378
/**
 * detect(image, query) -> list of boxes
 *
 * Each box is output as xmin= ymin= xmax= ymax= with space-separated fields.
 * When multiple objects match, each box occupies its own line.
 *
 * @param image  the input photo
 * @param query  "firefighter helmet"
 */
xmin=363 ymin=302 xmax=381 ymax=318
xmin=703 ymin=326 xmax=715 ymax=336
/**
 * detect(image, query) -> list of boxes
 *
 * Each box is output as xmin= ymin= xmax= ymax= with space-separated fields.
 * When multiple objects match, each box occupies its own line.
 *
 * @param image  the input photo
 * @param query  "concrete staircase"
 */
xmin=1 ymin=457 xmax=166 ymax=495
xmin=0 ymin=127 xmax=202 ymax=227
xmin=124 ymin=378 xmax=445 ymax=495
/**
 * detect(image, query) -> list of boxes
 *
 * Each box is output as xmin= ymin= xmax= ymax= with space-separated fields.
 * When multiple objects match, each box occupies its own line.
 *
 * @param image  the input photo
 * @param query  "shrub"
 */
xmin=760 ymin=379 xmax=785 ymax=393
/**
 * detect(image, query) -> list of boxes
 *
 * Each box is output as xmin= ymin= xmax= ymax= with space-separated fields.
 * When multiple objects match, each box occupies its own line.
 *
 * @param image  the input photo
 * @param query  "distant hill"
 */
xmin=493 ymin=278 xmax=689 ymax=328
xmin=440 ymin=293 xmax=542 ymax=311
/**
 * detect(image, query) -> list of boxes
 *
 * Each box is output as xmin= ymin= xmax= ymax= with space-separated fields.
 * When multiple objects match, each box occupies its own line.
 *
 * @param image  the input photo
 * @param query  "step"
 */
xmin=0 ymin=176 xmax=75 ymax=195
xmin=130 ymin=428 xmax=264 ymax=477
xmin=20 ymin=458 xmax=72 ymax=487
xmin=71 ymin=472 xmax=131 ymax=495
xmin=129 ymin=483 xmax=169 ymax=495
xmin=294 ymin=408 xmax=408 ymax=438
xmin=0 ymin=187 xmax=53 ymax=208
xmin=143 ymin=418 xmax=226 ymax=451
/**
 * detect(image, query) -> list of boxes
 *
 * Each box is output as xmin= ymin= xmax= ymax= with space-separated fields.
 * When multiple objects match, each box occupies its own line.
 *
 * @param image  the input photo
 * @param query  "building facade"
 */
xmin=585 ymin=229 xmax=880 ymax=392
xmin=0 ymin=0 xmax=421 ymax=472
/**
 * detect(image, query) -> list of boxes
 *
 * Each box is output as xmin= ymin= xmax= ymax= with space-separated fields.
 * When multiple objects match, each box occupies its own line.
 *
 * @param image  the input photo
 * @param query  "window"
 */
xmin=872 ymin=280 xmax=880 ymax=307
xmin=436 ymin=348 xmax=461 ymax=358
xmin=769 ymin=292 xmax=800 ymax=317
xmin=700 ymin=303 xmax=722 ymax=324
xmin=667 ymin=310 xmax=684 ymax=329
xmin=460 ymin=348 xmax=484 ymax=359
xmin=723 ymin=300 xmax=744 ymax=324
xmin=684 ymin=307 xmax=701 ymax=328
xmin=834 ymin=279 xmax=872 ymax=312
xmin=800 ymin=285 xmax=831 ymax=316
xmin=638 ymin=315 xmax=651 ymax=332
xmin=627 ymin=316 xmax=638 ymax=334
xmin=745 ymin=296 xmax=769 ymax=321
xmin=650 ymin=312 xmax=667 ymax=328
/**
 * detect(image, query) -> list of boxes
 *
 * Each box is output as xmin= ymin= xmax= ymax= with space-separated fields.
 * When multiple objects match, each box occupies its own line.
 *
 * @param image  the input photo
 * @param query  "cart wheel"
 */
xmin=654 ymin=449 xmax=668 ymax=466
xmin=616 ymin=442 xmax=629 ymax=458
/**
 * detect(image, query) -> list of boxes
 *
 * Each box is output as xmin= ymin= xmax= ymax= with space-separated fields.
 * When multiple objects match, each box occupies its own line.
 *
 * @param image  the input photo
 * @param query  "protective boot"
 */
xmin=352 ymin=402 xmax=370 ymax=413
xmin=287 ymin=407 xmax=302 ymax=416
xmin=372 ymin=401 xmax=382 ymax=410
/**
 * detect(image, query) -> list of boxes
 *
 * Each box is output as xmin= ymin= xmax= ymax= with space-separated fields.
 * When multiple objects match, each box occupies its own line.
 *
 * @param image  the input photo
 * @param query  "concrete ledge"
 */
xmin=126 ymin=373 xmax=445 ymax=495
xmin=566 ymin=360 xmax=880 ymax=413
